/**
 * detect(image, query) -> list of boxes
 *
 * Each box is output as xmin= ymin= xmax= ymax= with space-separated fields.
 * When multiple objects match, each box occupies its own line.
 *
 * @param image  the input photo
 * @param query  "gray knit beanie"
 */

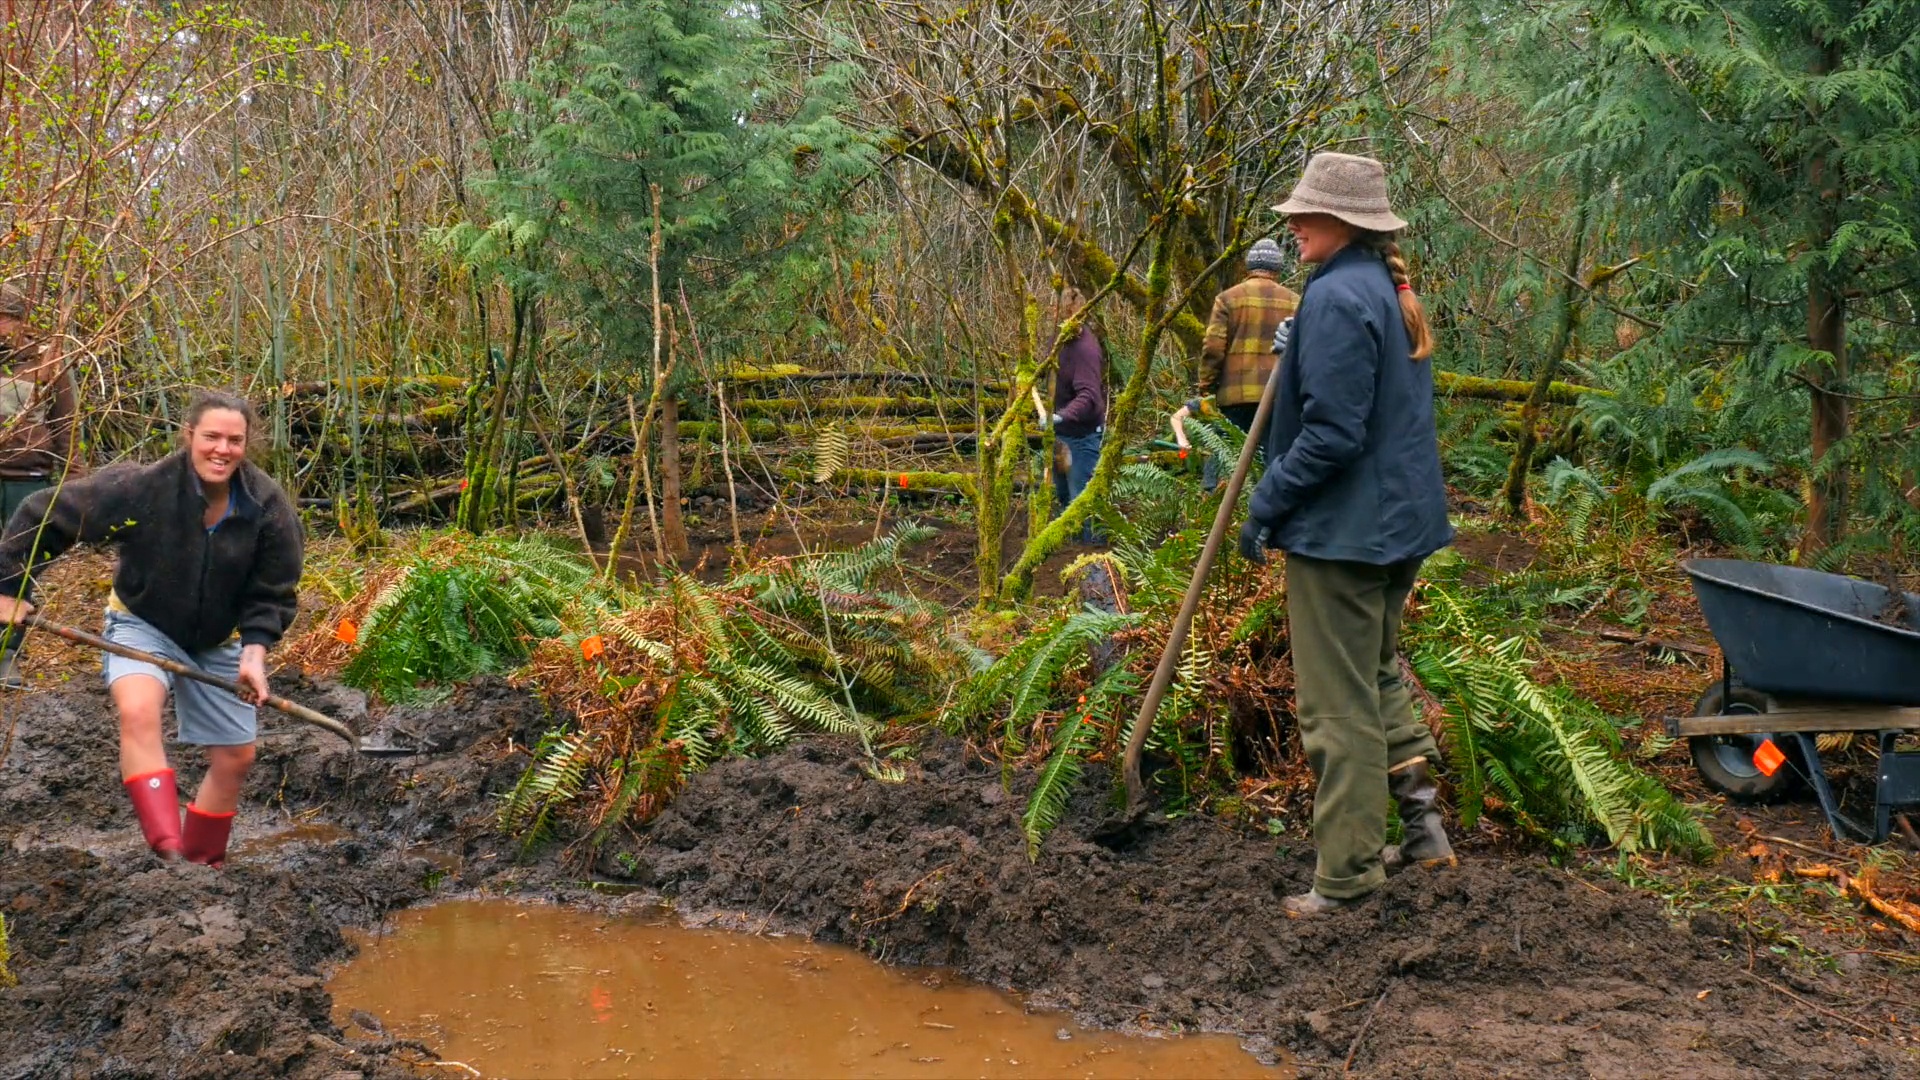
xmin=1245 ymin=238 xmax=1284 ymax=272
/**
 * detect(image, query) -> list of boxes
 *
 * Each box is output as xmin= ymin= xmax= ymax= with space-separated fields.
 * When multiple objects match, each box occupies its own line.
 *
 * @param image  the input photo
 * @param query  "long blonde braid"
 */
xmin=1362 ymin=233 xmax=1434 ymax=360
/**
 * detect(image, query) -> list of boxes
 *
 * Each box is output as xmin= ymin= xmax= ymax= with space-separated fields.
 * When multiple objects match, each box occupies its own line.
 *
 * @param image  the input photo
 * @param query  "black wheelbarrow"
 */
xmin=1665 ymin=558 xmax=1920 ymax=842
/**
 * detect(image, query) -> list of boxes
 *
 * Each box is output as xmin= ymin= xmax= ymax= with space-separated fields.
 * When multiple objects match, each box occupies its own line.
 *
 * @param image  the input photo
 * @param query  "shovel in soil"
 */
xmin=20 ymin=615 xmax=427 ymax=757
xmin=1093 ymin=353 xmax=1286 ymax=847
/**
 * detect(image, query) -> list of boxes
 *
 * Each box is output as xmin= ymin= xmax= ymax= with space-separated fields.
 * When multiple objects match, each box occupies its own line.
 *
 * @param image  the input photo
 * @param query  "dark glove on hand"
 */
xmin=1237 ymin=518 xmax=1268 ymax=565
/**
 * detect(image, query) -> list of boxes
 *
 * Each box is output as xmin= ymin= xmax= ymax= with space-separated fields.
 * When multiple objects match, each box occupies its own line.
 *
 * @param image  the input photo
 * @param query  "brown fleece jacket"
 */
xmin=0 ymin=450 xmax=303 ymax=652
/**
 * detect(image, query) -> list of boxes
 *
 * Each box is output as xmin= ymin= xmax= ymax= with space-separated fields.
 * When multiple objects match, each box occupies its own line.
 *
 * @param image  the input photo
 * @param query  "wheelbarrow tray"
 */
xmin=1675 ymin=558 xmax=1920 ymax=843
xmin=1681 ymin=558 xmax=1920 ymax=706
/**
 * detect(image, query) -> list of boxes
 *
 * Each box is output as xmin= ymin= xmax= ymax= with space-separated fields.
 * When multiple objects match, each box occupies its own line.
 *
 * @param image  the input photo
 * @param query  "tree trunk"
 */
xmin=1501 ymin=171 xmax=1593 ymax=515
xmin=1798 ymin=40 xmax=1849 ymax=563
xmin=1801 ymin=265 xmax=1848 ymax=560
xmin=660 ymin=393 xmax=688 ymax=557
xmin=1001 ymin=225 xmax=1178 ymax=600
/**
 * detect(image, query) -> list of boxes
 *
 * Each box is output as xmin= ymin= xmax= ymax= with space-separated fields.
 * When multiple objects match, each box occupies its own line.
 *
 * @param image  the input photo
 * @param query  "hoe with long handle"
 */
xmin=1100 ymin=354 xmax=1284 ymax=840
xmin=17 ymin=614 xmax=421 ymax=755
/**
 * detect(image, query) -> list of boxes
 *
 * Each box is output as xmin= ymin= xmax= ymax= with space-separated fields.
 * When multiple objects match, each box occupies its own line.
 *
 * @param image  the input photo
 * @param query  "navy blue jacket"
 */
xmin=1248 ymin=244 xmax=1452 ymax=564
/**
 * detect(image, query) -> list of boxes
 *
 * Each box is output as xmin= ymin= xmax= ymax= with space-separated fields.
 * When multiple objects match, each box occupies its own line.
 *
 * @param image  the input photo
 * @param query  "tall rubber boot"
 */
xmin=181 ymin=805 xmax=235 ymax=868
xmin=1381 ymin=757 xmax=1457 ymax=871
xmin=123 ymin=769 xmax=183 ymax=861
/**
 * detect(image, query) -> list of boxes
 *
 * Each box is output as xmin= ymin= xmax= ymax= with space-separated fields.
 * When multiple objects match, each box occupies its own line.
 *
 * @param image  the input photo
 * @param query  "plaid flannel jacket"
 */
xmin=1201 ymin=272 xmax=1299 ymax=407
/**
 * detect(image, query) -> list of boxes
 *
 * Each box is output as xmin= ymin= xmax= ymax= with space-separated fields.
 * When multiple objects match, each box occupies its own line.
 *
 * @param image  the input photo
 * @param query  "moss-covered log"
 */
xmin=278 ymin=375 xmax=468 ymax=399
xmin=734 ymin=396 xmax=978 ymax=418
xmin=673 ymin=419 xmax=971 ymax=442
xmin=721 ymin=367 xmax=1008 ymax=394
xmin=1436 ymin=371 xmax=1605 ymax=404
xmin=673 ymin=419 xmax=783 ymax=442
xmin=821 ymin=467 xmax=978 ymax=499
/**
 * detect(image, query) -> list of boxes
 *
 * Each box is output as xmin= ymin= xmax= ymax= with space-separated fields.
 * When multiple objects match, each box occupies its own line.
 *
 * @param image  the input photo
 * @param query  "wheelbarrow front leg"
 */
xmin=1790 ymin=733 xmax=1875 ymax=843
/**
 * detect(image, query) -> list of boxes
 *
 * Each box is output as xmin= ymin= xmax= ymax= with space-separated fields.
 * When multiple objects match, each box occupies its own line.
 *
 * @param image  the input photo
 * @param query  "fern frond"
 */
xmin=1001 ymin=609 xmax=1136 ymax=752
xmin=1019 ymin=665 xmax=1139 ymax=858
xmin=812 ymin=423 xmax=850 ymax=483
xmin=1408 ymin=582 xmax=1711 ymax=857
xmin=497 ymin=728 xmax=594 ymax=852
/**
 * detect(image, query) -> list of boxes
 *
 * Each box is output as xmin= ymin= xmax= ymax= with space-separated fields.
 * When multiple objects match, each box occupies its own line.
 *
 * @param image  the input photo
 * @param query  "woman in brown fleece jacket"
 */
xmin=0 ymin=391 xmax=303 ymax=866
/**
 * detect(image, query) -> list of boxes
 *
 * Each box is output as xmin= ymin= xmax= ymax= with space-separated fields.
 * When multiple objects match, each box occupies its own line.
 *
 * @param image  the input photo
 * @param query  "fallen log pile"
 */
xmin=221 ymin=362 xmax=1604 ymax=519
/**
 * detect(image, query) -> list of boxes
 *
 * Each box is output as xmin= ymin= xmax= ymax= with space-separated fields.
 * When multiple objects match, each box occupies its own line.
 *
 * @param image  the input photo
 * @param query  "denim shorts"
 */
xmin=102 ymin=609 xmax=256 ymax=746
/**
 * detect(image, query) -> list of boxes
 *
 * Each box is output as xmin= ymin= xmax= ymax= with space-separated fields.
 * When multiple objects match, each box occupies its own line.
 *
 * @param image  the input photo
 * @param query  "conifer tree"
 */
xmin=442 ymin=0 xmax=874 ymax=530
xmin=1448 ymin=0 xmax=1920 ymax=555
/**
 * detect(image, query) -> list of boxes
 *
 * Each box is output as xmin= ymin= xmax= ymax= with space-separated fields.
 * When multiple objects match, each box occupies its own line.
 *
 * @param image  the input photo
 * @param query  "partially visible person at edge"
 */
xmin=0 ymin=391 xmax=303 ymax=867
xmin=1188 ymin=238 xmax=1299 ymax=491
xmin=1236 ymin=152 xmax=1456 ymax=918
xmin=0 ymin=285 xmax=81 ymax=689
xmin=1047 ymin=285 xmax=1108 ymax=544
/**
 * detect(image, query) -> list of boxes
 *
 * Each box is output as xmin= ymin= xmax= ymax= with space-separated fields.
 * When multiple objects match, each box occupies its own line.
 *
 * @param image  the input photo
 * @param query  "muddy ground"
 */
xmin=3 ymin=669 xmax=1916 ymax=1079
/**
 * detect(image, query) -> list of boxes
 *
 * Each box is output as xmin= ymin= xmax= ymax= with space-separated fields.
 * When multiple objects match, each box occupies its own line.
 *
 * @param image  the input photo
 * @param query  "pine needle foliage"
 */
xmin=1439 ymin=0 xmax=1920 ymax=555
xmin=1407 ymin=581 xmax=1713 ymax=858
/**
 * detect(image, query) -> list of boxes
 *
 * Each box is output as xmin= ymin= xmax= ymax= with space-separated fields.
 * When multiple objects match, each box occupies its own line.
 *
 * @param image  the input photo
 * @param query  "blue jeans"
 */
xmin=1201 ymin=404 xmax=1259 ymax=492
xmin=1053 ymin=428 xmax=1104 ymax=542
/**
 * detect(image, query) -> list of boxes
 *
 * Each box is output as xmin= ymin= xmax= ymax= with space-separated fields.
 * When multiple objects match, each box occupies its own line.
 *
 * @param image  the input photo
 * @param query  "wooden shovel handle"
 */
xmin=18 ymin=614 xmax=357 ymax=747
xmin=1119 ymin=355 xmax=1287 ymax=815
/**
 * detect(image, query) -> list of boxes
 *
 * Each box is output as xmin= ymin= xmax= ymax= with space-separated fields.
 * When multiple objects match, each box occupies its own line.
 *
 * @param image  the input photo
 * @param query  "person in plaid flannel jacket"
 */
xmin=1189 ymin=238 xmax=1298 ymax=488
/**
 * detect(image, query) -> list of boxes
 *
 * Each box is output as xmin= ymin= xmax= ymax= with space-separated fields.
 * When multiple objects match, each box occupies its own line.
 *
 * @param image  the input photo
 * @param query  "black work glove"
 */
xmin=1237 ymin=518 xmax=1269 ymax=565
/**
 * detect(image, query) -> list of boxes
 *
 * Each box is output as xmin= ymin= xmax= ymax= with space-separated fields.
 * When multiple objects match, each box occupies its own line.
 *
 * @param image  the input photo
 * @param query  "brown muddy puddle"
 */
xmin=329 ymin=900 xmax=1285 ymax=1079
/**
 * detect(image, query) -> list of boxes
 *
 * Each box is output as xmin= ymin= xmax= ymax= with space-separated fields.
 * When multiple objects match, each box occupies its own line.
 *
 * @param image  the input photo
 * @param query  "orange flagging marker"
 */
xmin=334 ymin=619 xmax=358 ymax=645
xmin=898 ymin=473 xmax=910 ymax=489
xmin=1751 ymin=738 xmax=1787 ymax=777
xmin=580 ymin=634 xmax=606 ymax=662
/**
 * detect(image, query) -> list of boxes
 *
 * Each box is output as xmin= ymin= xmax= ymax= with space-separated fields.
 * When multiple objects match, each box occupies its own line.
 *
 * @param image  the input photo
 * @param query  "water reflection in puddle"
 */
xmin=231 ymin=821 xmax=349 ymax=855
xmin=329 ymin=900 xmax=1284 ymax=1079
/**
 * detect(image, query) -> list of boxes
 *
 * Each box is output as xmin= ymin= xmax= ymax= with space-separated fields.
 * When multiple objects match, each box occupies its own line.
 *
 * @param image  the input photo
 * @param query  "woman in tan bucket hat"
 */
xmin=1237 ymin=152 xmax=1457 ymax=917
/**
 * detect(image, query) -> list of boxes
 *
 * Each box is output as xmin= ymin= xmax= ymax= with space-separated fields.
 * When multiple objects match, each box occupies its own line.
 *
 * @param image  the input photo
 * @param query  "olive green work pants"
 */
xmin=1285 ymin=551 xmax=1438 ymax=899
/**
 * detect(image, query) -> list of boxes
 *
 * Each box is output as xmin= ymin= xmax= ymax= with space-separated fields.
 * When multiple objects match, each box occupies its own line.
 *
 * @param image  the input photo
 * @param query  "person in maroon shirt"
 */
xmin=1046 ymin=287 xmax=1108 ymax=543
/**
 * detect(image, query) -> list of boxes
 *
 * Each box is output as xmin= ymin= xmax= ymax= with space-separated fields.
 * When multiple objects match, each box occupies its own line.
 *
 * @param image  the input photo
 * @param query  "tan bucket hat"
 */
xmin=1273 ymin=152 xmax=1407 ymax=232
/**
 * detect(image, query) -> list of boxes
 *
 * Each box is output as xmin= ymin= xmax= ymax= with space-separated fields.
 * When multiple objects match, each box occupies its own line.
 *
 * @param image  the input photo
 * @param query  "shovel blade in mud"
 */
xmin=1090 ymin=806 xmax=1164 ymax=850
xmin=355 ymin=738 xmax=433 ymax=757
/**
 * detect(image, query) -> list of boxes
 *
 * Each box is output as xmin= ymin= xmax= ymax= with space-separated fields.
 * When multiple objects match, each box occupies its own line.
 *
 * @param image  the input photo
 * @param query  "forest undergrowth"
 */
xmin=285 ymin=416 xmax=1727 ymax=873
xmin=251 ymin=388 xmax=1920 ymax=970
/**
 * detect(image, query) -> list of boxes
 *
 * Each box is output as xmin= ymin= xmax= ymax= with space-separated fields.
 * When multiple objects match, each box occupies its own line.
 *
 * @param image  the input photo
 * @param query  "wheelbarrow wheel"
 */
xmin=1687 ymin=683 xmax=1802 ymax=802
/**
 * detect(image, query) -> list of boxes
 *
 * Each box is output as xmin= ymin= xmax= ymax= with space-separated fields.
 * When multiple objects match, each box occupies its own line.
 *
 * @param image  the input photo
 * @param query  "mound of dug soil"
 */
xmin=0 ymin=678 xmax=551 ymax=1080
xmin=626 ymin=738 xmax=1916 ymax=1078
xmin=4 ymin=678 xmax=1914 ymax=1079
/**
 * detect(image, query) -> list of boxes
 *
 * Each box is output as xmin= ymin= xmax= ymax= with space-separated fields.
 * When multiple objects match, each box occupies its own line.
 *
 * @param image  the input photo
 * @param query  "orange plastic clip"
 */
xmin=898 ymin=473 xmax=910 ymax=489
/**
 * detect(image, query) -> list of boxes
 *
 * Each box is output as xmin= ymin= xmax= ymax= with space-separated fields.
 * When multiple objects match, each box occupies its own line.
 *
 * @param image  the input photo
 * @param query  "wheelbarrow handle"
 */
xmin=18 ymin=614 xmax=357 ymax=747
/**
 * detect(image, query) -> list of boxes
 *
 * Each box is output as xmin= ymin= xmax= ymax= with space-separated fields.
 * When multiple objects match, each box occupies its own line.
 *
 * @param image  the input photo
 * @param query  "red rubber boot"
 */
xmin=181 ymin=805 xmax=235 ymax=868
xmin=123 ymin=769 xmax=183 ymax=861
